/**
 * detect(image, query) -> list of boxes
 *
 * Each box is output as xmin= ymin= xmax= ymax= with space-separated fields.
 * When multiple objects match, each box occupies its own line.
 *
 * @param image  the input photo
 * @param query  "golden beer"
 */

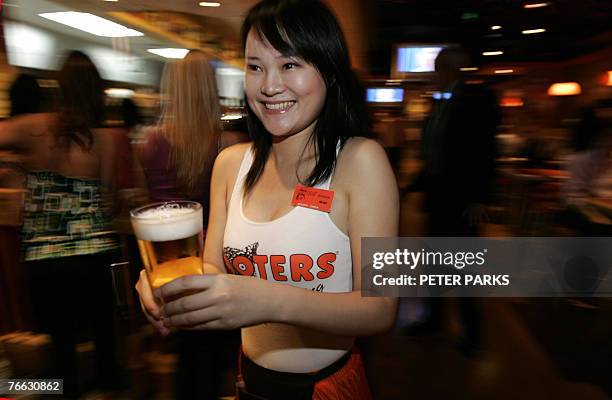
xmin=130 ymin=201 xmax=203 ymax=292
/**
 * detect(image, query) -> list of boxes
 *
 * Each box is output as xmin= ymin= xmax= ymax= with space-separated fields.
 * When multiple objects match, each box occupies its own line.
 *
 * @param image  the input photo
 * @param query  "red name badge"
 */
xmin=291 ymin=185 xmax=334 ymax=213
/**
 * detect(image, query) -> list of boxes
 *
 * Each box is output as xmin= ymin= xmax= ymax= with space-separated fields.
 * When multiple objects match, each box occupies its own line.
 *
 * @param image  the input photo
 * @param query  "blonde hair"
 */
xmin=159 ymin=50 xmax=221 ymax=194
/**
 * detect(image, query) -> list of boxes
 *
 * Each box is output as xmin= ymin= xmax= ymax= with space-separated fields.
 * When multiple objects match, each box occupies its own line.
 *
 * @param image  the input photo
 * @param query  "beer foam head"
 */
xmin=131 ymin=203 xmax=202 ymax=242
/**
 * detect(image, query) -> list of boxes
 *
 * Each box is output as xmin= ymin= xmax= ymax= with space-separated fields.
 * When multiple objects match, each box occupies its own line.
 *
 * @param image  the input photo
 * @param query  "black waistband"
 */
xmin=240 ymin=350 xmax=351 ymax=399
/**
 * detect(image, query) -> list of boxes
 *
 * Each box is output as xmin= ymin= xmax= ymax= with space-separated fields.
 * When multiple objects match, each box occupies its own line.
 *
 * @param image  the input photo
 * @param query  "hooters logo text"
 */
xmin=223 ymin=242 xmax=336 ymax=283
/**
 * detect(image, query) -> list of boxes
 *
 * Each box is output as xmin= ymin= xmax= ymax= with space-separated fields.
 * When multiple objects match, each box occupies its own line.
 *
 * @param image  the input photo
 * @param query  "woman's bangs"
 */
xmin=252 ymin=17 xmax=299 ymax=58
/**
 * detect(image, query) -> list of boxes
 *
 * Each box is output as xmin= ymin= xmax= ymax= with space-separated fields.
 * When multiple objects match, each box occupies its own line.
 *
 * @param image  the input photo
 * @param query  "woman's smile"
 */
xmin=262 ymin=100 xmax=297 ymax=113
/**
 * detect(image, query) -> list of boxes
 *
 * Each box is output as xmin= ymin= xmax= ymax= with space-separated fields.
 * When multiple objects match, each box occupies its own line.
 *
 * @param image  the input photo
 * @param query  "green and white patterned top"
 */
xmin=22 ymin=171 xmax=118 ymax=261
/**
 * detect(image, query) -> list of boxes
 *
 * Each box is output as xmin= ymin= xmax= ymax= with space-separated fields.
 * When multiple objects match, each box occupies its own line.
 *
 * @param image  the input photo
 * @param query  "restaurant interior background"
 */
xmin=0 ymin=0 xmax=611 ymax=399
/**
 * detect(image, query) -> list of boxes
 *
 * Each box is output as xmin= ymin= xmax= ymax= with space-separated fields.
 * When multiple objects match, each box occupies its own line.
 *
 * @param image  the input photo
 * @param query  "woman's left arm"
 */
xmin=275 ymin=139 xmax=399 ymax=335
xmin=159 ymin=139 xmax=399 ymax=336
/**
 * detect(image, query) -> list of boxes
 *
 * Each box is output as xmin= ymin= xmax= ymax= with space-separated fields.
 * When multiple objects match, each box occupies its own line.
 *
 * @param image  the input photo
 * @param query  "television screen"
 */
xmin=396 ymin=46 xmax=444 ymax=73
xmin=366 ymin=88 xmax=404 ymax=103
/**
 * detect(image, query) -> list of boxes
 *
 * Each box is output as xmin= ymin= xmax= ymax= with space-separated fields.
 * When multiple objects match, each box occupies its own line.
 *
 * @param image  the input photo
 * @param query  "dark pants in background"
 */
xmin=424 ymin=199 xmax=482 ymax=352
xmin=27 ymin=252 xmax=121 ymax=398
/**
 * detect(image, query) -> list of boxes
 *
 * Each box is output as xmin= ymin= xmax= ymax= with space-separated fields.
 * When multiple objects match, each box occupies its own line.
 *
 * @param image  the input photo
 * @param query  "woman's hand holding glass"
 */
xmin=154 ymin=271 xmax=277 ymax=331
xmin=136 ymin=260 xmax=276 ymax=333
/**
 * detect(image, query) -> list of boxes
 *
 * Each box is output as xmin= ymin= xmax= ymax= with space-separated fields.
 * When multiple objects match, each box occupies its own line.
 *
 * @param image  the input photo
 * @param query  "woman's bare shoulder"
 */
xmin=334 ymin=137 xmax=395 ymax=195
xmin=337 ymin=137 xmax=389 ymax=175
xmin=209 ymin=142 xmax=252 ymax=200
xmin=216 ymin=142 xmax=251 ymax=167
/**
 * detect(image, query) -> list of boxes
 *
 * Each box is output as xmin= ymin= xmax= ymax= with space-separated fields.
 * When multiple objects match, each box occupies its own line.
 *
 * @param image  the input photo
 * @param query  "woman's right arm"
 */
xmin=201 ymin=145 xmax=236 ymax=274
xmin=135 ymin=144 xmax=246 ymax=333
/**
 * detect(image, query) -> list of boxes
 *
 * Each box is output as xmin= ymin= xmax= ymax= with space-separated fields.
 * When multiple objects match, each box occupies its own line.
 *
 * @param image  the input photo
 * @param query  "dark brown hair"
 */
xmin=56 ymin=51 xmax=104 ymax=151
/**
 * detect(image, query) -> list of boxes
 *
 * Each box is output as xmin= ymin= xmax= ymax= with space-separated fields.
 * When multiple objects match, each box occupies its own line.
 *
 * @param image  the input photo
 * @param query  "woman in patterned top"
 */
xmin=0 ymin=51 xmax=121 ymax=398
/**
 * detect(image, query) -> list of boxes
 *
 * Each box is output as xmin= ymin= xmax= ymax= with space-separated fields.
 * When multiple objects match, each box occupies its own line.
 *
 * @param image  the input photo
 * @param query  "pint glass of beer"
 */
xmin=130 ymin=201 xmax=203 ymax=293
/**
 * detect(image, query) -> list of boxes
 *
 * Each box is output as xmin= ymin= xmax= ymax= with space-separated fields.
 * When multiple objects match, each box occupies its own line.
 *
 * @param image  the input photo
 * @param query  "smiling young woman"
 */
xmin=135 ymin=0 xmax=399 ymax=398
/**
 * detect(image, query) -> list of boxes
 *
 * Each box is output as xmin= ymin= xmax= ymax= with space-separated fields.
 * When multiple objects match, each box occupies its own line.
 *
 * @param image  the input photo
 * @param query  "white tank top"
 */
xmin=223 ymin=145 xmax=353 ymax=372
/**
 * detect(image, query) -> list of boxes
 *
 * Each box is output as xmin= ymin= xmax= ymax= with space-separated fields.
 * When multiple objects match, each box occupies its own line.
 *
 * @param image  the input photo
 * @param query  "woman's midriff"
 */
xmin=242 ymin=323 xmax=354 ymax=373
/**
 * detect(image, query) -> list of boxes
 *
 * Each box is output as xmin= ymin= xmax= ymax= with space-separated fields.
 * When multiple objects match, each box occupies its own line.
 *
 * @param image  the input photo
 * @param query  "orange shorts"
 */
xmin=238 ymin=349 xmax=372 ymax=400
xmin=312 ymin=350 xmax=372 ymax=400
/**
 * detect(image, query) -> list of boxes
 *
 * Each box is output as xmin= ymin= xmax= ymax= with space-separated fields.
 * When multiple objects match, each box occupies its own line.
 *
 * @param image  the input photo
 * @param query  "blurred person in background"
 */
xmin=408 ymin=47 xmax=499 ymax=234
xmin=134 ymin=49 xmax=240 ymax=400
xmin=121 ymin=97 xmax=144 ymax=134
xmin=372 ymin=112 xmax=404 ymax=179
xmin=404 ymin=47 xmax=499 ymax=357
xmin=111 ymin=97 xmax=159 ymax=224
xmin=0 ymin=51 xmax=122 ymax=398
xmin=114 ymin=98 xmax=143 ymax=192
xmin=0 ymin=74 xmax=47 ymax=342
xmin=9 ymin=73 xmax=43 ymax=117
xmin=1 ymin=73 xmax=45 ymax=187
xmin=110 ymin=98 xmax=143 ymax=214
xmin=564 ymin=99 xmax=612 ymax=205
xmin=135 ymin=50 xmax=219 ymax=208
xmin=136 ymin=0 xmax=398 ymax=398
xmin=592 ymin=98 xmax=612 ymax=194
xmin=562 ymin=98 xmax=612 ymax=233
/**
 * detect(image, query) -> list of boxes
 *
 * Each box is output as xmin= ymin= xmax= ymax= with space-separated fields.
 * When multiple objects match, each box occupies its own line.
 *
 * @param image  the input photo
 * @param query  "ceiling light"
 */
xmin=524 ymin=2 xmax=550 ymax=9
xmin=491 ymin=25 xmax=502 ymax=30
xmin=495 ymin=69 xmax=514 ymax=74
xmin=547 ymin=82 xmax=582 ymax=96
xmin=39 ymin=12 xmax=142 ymax=37
xmin=147 ymin=48 xmax=189 ymax=59
xmin=522 ymin=28 xmax=546 ymax=34
xmin=483 ymin=51 xmax=503 ymax=56
xmin=460 ymin=67 xmax=479 ymax=71
xmin=199 ymin=2 xmax=221 ymax=6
